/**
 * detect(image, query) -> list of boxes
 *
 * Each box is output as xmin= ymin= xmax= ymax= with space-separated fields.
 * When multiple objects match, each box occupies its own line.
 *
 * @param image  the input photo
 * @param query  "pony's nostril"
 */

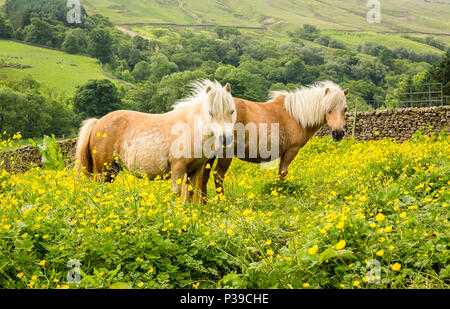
xmin=332 ymin=130 xmax=345 ymax=140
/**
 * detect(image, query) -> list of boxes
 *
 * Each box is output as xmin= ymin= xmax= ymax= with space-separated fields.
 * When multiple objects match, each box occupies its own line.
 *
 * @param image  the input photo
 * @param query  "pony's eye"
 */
xmin=209 ymin=111 xmax=214 ymax=117
xmin=230 ymin=110 xmax=235 ymax=115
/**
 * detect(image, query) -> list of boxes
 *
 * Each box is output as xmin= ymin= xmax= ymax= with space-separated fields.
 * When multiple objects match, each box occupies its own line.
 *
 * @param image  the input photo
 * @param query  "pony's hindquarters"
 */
xmin=75 ymin=118 xmax=98 ymax=175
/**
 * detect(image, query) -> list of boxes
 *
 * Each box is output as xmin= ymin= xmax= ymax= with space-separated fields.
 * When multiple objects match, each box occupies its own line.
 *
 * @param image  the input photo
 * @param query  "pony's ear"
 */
xmin=344 ymin=88 xmax=349 ymax=96
xmin=206 ymin=85 xmax=212 ymax=94
xmin=225 ymin=83 xmax=231 ymax=93
xmin=325 ymin=88 xmax=330 ymax=96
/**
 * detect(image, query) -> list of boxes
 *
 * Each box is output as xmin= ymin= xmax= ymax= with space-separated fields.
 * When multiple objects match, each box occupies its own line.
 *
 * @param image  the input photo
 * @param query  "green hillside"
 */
xmin=0 ymin=40 xmax=109 ymax=96
xmin=81 ymin=0 xmax=450 ymax=34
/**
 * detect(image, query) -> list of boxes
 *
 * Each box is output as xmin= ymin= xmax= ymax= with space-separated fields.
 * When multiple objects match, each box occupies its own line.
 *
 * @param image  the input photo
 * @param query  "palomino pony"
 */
xmin=75 ymin=79 xmax=236 ymax=203
xmin=198 ymin=81 xmax=349 ymax=201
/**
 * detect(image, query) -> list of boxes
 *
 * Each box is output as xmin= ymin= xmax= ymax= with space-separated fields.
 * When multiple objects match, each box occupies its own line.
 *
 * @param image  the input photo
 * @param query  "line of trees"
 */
xmin=0 ymin=0 xmax=448 ymax=139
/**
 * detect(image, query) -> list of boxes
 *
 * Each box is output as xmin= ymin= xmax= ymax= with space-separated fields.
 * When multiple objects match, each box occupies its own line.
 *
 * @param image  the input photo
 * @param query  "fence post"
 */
xmin=429 ymin=84 xmax=432 ymax=107
xmin=352 ymin=98 xmax=358 ymax=139
xmin=410 ymin=85 xmax=413 ymax=108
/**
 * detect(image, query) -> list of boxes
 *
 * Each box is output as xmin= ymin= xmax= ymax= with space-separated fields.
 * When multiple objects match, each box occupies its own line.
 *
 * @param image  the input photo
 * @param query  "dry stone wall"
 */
xmin=1 ymin=106 xmax=449 ymax=172
xmin=316 ymin=105 xmax=449 ymax=141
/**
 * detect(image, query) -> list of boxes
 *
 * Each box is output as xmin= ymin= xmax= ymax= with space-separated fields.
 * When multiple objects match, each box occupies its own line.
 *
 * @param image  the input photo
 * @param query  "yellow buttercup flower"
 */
xmin=391 ymin=263 xmax=401 ymax=271
xmin=375 ymin=213 xmax=385 ymax=222
xmin=336 ymin=240 xmax=346 ymax=250
xmin=308 ymin=245 xmax=319 ymax=255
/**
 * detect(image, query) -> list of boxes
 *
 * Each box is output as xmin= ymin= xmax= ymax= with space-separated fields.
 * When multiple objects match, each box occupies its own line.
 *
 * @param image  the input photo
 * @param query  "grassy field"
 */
xmin=1 ymin=133 xmax=448 ymax=289
xmin=0 ymin=40 xmax=109 ymax=97
xmin=82 ymin=0 xmax=450 ymax=34
xmin=322 ymin=31 xmax=446 ymax=55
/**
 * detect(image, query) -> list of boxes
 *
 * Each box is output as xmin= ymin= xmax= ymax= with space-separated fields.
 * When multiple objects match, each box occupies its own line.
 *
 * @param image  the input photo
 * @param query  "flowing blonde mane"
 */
xmin=172 ymin=79 xmax=234 ymax=117
xmin=270 ymin=81 xmax=346 ymax=128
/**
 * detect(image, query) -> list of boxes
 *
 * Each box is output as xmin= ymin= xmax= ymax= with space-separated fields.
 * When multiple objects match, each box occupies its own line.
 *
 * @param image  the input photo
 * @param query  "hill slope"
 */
xmin=81 ymin=0 xmax=450 ymax=34
xmin=0 ymin=40 xmax=110 ymax=96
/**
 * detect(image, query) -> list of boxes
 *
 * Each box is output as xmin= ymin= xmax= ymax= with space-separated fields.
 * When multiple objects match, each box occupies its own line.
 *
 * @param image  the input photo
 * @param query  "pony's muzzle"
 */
xmin=219 ymin=135 xmax=234 ymax=147
xmin=332 ymin=130 xmax=345 ymax=141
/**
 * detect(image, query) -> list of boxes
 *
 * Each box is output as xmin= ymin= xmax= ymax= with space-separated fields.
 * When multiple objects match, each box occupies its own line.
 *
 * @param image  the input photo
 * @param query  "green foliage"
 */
xmin=290 ymin=24 xmax=321 ymax=42
xmin=3 ymin=0 xmax=89 ymax=29
xmin=22 ymin=17 xmax=65 ymax=47
xmin=0 ymin=76 xmax=74 ymax=138
xmin=0 ymin=12 xmax=13 ymax=38
xmin=72 ymin=79 xmax=123 ymax=122
xmin=425 ymin=49 xmax=450 ymax=96
xmin=62 ymin=28 xmax=88 ymax=54
xmin=29 ymin=134 xmax=64 ymax=170
xmin=88 ymin=27 xmax=113 ymax=63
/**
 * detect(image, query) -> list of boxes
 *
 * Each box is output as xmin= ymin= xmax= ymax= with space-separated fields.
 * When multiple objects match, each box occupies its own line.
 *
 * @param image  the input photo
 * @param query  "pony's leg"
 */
xmin=104 ymin=161 xmax=121 ymax=183
xmin=93 ymin=158 xmax=120 ymax=183
xmin=277 ymin=148 xmax=300 ymax=182
xmin=214 ymin=158 xmax=233 ymax=195
xmin=201 ymin=157 xmax=217 ymax=203
xmin=185 ymin=169 xmax=202 ymax=204
xmin=171 ymin=162 xmax=187 ymax=197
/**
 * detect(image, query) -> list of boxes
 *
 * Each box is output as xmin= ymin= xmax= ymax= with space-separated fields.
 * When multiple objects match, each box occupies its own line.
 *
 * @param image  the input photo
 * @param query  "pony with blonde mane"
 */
xmin=198 ymin=81 xmax=349 ymax=201
xmin=75 ymin=79 xmax=236 ymax=202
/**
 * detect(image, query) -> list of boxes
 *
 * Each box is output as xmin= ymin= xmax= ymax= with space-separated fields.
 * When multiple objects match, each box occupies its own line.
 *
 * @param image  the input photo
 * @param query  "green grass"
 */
xmin=0 ymin=40 xmax=110 ymax=97
xmin=323 ymin=31 xmax=445 ymax=55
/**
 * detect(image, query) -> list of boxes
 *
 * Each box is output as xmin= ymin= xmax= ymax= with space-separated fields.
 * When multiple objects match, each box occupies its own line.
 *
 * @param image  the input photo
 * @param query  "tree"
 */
xmin=62 ymin=28 xmax=88 ymax=54
xmin=148 ymin=54 xmax=179 ymax=83
xmin=291 ymin=24 xmax=320 ymax=42
xmin=0 ymin=13 xmax=14 ymax=38
xmin=148 ymin=70 xmax=207 ymax=113
xmin=426 ymin=49 xmax=450 ymax=96
xmin=72 ymin=79 xmax=123 ymax=122
xmin=22 ymin=18 xmax=57 ymax=46
xmin=215 ymin=65 xmax=268 ymax=101
xmin=88 ymin=27 xmax=113 ymax=63
xmin=0 ymin=87 xmax=27 ymax=135
xmin=0 ymin=83 xmax=74 ymax=138
xmin=132 ymin=61 xmax=151 ymax=82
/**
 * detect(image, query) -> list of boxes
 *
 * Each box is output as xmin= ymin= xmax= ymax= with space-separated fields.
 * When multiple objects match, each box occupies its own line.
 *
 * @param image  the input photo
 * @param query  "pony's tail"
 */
xmin=75 ymin=119 xmax=98 ymax=176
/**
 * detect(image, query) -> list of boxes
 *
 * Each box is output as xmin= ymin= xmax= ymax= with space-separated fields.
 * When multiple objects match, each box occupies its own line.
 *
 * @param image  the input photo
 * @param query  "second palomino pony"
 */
xmin=75 ymin=80 xmax=236 ymax=203
xmin=200 ymin=81 xmax=349 ymax=200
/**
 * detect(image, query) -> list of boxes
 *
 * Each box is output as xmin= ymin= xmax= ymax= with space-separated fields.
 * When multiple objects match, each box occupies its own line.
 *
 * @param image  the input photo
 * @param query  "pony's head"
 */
xmin=272 ymin=81 xmax=349 ymax=141
xmin=203 ymin=81 xmax=236 ymax=148
xmin=323 ymin=86 xmax=349 ymax=141
xmin=174 ymin=80 xmax=236 ymax=149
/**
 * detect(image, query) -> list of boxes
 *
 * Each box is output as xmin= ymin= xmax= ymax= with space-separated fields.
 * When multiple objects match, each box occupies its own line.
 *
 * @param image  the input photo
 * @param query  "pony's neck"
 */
xmin=273 ymin=85 xmax=335 ymax=130
xmin=275 ymin=94 xmax=327 ymax=133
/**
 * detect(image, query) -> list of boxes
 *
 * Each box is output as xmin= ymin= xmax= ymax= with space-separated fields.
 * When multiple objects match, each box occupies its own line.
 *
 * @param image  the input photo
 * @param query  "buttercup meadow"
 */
xmin=0 ymin=129 xmax=448 ymax=289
